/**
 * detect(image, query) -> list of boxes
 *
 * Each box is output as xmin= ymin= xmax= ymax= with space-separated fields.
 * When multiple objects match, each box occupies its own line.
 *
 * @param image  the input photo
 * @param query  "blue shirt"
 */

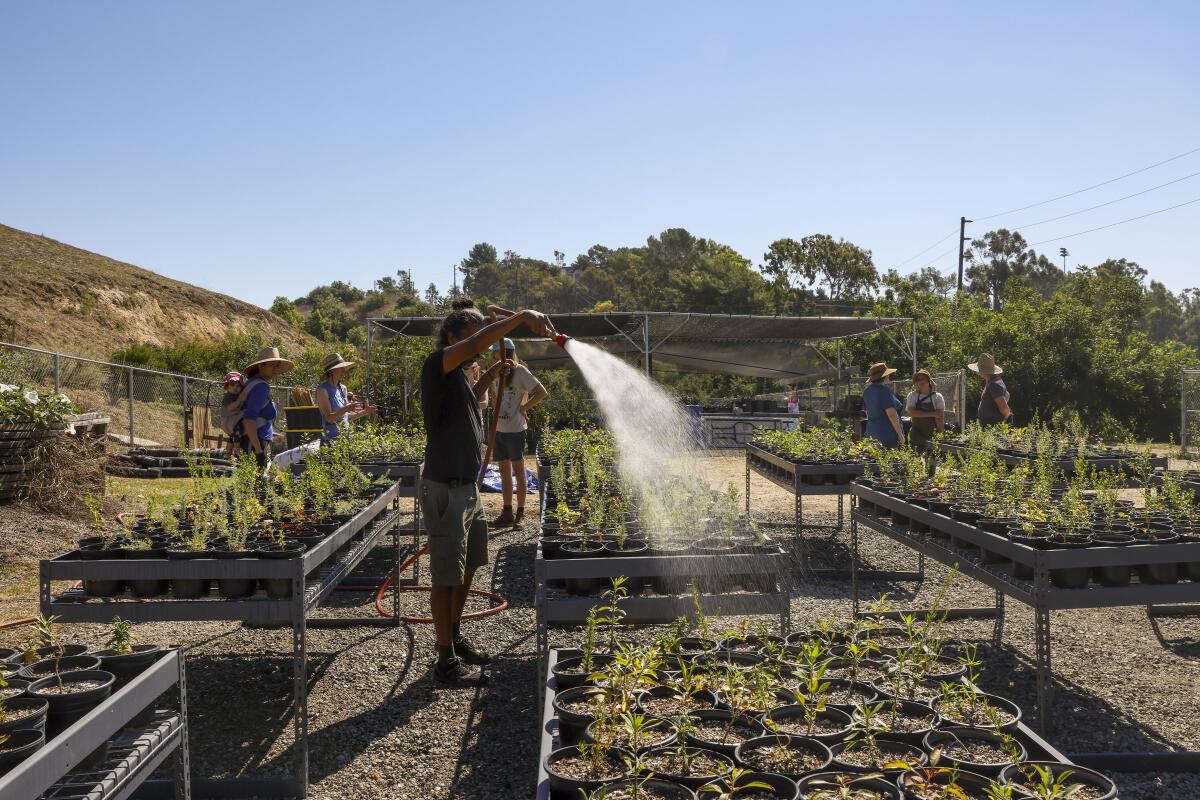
xmin=319 ymin=381 xmax=348 ymax=442
xmin=241 ymin=379 xmax=276 ymax=442
xmin=863 ymin=382 xmax=903 ymax=446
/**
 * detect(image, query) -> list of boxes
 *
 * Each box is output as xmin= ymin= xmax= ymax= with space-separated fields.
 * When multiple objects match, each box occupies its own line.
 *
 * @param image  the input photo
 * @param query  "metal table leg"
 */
xmin=174 ymin=648 xmax=192 ymax=800
xmin=745 ymin=456 xmax=751 ymax=518
xmin=1034 ymin=604 xmax=1051 ymax=736
xmin=292 ymin=576 xmax=310 ymax=797
xmin=992 ymin=590 xmax=1005 ymax=646
xmin=850 ymin=514 xmax=860 ymax=618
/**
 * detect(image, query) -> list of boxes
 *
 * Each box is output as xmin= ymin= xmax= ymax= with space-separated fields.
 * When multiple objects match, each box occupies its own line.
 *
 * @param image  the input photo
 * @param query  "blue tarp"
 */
xmin=479 ymin=463 xmax=540 ymax=493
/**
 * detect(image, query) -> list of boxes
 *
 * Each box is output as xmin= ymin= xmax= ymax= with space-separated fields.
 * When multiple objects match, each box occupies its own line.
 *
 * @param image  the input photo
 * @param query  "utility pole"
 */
xmin=451 ymin=264 xmax=458 ymax=297
xmin=956 ymin=216 xmax=972 ymax=295
xmin=1059 ymin=247 xmax=1069 ymax=272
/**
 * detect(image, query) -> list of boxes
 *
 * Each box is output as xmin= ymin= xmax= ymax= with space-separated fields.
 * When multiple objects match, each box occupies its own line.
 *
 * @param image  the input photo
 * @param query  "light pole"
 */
xmin=1059 ymin=247 xmax=1069 ymax=272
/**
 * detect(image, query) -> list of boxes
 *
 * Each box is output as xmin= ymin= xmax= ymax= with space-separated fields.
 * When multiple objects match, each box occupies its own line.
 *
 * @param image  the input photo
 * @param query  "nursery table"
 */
xmin=936 ymin=442 xmax=1168 ymax=475
xmin=745 ymin=443 xmax=920 ymax=582
xmin=849 ymin=481 xmax=1200 ymax=771
xmin=0 ymin=648 xmax=189 ymax=800
xmin=533 ymin=647 xmax=1085 ymax=800
xmin=534 ymin=541 xmax=791 ymax=689
xmin=38 ymin=477 xmax=418 ymax=799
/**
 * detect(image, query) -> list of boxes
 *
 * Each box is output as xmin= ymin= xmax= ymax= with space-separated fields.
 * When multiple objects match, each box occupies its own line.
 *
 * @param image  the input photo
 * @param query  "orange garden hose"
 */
xmin=369 ymin=544 xmax=509 ymax=623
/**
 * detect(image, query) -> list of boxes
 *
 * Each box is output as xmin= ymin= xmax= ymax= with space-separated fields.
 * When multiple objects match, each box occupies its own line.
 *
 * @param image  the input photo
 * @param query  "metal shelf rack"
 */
xmin=936 ymin=442 xmax=1168 ymax=473
xmin=850 ymin=480 xmax=1200 ymax=768
xmin=0 ymin=648 xmax=188 ymax=800
xmin=38 ymin=477 xmax=418 ymax=799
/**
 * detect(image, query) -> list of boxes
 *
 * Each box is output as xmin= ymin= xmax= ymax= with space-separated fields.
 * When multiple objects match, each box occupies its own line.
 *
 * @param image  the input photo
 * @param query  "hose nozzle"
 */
xmin=554 ymin=333 xmax=569 ymax=348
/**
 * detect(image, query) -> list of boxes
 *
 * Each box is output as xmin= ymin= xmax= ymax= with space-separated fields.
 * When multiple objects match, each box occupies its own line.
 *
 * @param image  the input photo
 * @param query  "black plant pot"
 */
xmin=0 ymin=697 xmax=49 ymax=736
xmin=550 ymin=654 xmax=613 ymax=690
xmin=78 ymin=545 xmax=126 ymax=598
xmin=0 ymin=728 xmax=44 ymax=776
xmin=828 ymin=737 xmax=926 ymax=777
xmin=922 ymin=727 xmax=1026 ymax=776
xmin=705 ymin=771 xmax=797 ymax=800
xmin=543 ymin=745 xmax=630 ymax=800
xmin=734 ymin=734 xmax=832 ymax=780
xmin=551 ymin=686 xmax=607 ymax=746
xmin=762 ymin=705 xmax=852 ymax=745
xmin=1136 ymin=534 xmax=1181 ymax=584
xmin=560 ymin=540 xmax=605 ymax=596
xmin=683 ymin=709 xmax=766 ymax=756
xmin=96 ymin=644 xmax=161 ymax=689
xmin=639 ymin=745 xmax=735 ymax=790
xmin=28 ymin=669 xmax=116 ymax=737
xmin=17 ymin=655 xmax=102 ymax=681
xmin=259 ymin=542 xmax=305 ymax=599
xmin=999 ymin=761 xmax=1117 ymax=800
xmin=797 ymin=771 xmax=903 ymax=799
xmin=1046 ymin=536 xmax=1093 ymax=589
xmin=125 ymin=546 xmax=170 ymax=598
xmin=600 ymin=779 xmax=697 ymax=800
xmin=166 ymin=548 xmax=213 ymax=599
xmin=1091 ymin=533 xmax=1134 ymax=586
xmin=213 ymin=549 xmax=258 ymax=598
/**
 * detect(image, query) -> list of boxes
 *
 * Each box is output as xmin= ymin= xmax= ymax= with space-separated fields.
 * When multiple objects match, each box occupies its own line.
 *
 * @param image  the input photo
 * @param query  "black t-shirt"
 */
xmin=421 ymin=349 xmax=483 ymax=483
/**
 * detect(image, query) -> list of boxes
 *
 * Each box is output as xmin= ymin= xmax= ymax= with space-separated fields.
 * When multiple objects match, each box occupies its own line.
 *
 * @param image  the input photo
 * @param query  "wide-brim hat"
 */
xmin=321 ymin=353 xmax=355 ymax=374
xmin=865 ymin=362 xmax=897 ymax=384
xmin=245 ymin=347 xmax=294 ymax=374
xmin=968 ymin=353 xmax=1003 ymax=375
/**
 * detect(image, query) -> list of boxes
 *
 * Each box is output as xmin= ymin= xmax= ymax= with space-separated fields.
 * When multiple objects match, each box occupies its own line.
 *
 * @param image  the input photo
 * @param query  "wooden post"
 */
xmin=479 ymin=340 xmax=508 ymax=487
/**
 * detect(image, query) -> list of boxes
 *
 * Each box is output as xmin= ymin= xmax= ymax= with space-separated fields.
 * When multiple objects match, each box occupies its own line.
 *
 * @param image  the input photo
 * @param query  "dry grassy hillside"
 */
xmin=0 ymin=223 xmax=312 ymax=357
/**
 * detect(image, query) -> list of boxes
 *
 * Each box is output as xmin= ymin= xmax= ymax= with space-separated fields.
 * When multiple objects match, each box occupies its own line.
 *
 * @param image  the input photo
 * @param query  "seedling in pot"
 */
xmin=699 ymin=766 xmax=774 ymax=799
xmin=997 ymin=763 xmax=1087 ymax=800
xmin=804 ymin=772 xmax=893 ymax=800
xmin=600 ymin=578 xmax=629 ymax=653
xmin=581 ymin=606 xmax=601 ymax=675
xmin=106 ymin=616 xmax=134 ymax=655
xmin=577 ymin=739 xmax=615 ymax=780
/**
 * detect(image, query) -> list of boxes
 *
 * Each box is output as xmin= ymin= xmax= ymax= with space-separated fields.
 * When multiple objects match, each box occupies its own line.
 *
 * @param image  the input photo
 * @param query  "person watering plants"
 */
xmin=316 ymin=352 xmax=376 ymax=443
xmin=241 ymin=347 xmax=294 ymax=469
xmin=420 ymin=298 xmax=554 ymax=686
xmin=969 ymin=353 xmax=1013 ymax=428
xmin=905 ymin=369 xmax=945 ymax=472
xmin=486 ymin=338 xmax=548 ymax=528
xmin=862 ymin=362 xmax=904 ymax=449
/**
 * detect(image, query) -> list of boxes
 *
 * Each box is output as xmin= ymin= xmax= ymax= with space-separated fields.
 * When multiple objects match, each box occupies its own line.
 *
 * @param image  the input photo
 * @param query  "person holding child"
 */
xmin=240 ymin=347 xmax=294 ymax=468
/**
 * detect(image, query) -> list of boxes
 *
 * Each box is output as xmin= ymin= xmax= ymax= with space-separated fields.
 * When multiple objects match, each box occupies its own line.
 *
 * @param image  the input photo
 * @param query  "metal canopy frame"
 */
xmin=365 ymin=312 xmax=917 ymax=402
xmin=39 ymin=475 xmax=422 ymax=799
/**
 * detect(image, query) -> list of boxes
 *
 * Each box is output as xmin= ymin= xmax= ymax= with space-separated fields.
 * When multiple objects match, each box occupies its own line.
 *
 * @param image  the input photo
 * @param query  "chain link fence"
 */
xmin=1183 ymin=369 xmax=1200 ymax=459
xmin=0 ymin=342 xmax=297 ymax=449
xmin=776 ymin=369 xmax=967 ymax=431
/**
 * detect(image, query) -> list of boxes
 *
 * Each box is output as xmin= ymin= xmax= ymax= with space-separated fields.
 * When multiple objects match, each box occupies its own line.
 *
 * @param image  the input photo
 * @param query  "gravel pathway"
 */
xmin=2 ymin=453 xmax=1197 ymax=798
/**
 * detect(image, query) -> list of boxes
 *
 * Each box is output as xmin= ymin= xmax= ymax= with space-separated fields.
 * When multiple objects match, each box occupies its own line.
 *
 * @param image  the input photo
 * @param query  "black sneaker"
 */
xmin=492 ymin=508 xmax=515 ymax=527
xmin=514 ymin=507 xmax=525 ymax=525
xmin=433 ymin=657 xmax=484 ymax=686
xmin=454 ymin=635 xmax=491 ymax=666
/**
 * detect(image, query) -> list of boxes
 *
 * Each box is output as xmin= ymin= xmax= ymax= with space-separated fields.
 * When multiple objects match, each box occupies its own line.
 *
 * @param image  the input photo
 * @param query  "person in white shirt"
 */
xmin=905 ymin=369 xmax=945 ymax=474
xmin=487 ymin=339 xmax=548 ymax=527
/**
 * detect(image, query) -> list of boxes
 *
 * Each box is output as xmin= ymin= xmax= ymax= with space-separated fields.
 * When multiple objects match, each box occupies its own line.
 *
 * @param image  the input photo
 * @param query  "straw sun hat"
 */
xmin=321 ymin=352 xmax=355 ymax=374
xmin=245 ymin=347 xmax=295 ymax=374
xmin=865 ymin=362 xmax=897 ymax=384
xmin=968 ymin=353 xmax=1003 ymax=375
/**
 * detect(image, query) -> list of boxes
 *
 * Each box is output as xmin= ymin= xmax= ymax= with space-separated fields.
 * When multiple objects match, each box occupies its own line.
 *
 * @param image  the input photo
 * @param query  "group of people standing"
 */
xmin=862 ymin=351 xmax=1013 ymax=456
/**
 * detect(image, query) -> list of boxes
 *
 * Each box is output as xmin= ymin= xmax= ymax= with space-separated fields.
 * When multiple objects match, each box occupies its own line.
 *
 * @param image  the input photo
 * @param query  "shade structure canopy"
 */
xmin=368 ymin=312 xmax=915 ymax=380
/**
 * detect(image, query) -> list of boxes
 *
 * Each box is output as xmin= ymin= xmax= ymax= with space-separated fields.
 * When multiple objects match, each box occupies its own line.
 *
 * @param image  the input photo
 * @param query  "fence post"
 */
xmin=182 ymin=375 xmax=189 ymax=448
xmin=53 ymin=353 xmax=61 ymax=394
xmin=128 ymin=365 xmax=135 ymax=447
xmin=958 ymin=369 xmax=967 ymax=428
xmin=1182 ymin=371 xmax=1189 ymax=459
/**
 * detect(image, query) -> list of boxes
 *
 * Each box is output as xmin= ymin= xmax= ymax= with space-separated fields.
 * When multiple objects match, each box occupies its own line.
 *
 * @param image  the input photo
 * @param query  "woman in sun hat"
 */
xmin=969 ymin=353 xmax=1013 ymax=428
xmin=316 ymin=352 xmax=376 ymax=443
xmin=862 ymin=362 xmax=904 ymax=449
xmin=906 ymin=369 xmax=945 ymax=473
xmin=241 ymin=347 xmax=294 ymax=468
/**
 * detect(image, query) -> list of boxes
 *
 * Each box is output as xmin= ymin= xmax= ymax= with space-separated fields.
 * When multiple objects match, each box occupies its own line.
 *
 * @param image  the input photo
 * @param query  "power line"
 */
xmin=891 ymin=229 xmax=958 ymax=270
xmin=1027 ymin=195 xmax=1200 ymax=247
xmin=975 ymin=144 xmax=1200 ymax=221
xmin=1011 ymin=169 xmax=1200 ymax=230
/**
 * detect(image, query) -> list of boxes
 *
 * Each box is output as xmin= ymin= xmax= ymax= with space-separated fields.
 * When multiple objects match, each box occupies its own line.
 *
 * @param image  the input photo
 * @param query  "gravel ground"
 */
xmin=2 ymin=453 xmax=1198 ymax=799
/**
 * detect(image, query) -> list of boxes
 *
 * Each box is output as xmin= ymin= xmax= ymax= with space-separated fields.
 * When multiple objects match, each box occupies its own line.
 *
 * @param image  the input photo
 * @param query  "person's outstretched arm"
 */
xmin=441 ymin=309 xmax=552 ymax=375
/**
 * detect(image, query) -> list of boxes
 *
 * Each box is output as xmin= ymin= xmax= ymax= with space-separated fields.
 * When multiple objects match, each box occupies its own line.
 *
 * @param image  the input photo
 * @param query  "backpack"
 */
xmin=219 ymin=377 xmax=267 ymax=436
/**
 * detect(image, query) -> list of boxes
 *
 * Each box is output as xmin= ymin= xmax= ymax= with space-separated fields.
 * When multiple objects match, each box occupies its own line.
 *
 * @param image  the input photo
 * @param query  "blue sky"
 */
xmin=2 ymin=1 xmax=1198 ymax=308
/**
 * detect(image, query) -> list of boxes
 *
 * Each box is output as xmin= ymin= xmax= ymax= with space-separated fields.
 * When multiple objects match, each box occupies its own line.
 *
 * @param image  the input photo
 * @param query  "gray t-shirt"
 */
xmin=977 ymin=376 xmax=1010 ymax=427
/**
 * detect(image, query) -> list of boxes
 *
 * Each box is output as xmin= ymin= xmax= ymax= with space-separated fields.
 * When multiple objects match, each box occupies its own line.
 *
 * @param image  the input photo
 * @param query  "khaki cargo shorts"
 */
xmin=420 ymin=478 xmax=489 ymax=586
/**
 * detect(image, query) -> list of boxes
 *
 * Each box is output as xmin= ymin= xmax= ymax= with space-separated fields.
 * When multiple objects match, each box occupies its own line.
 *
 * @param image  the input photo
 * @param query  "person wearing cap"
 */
xmin=316 ymin=353 xmax=376 ymax=443
xmin=218 ymin=371 xmax=247 ymax=459
xmin=905 ymin=369 xmax=945 ymax=472
xmin=486 ymin=338 xmax=548 ymax=527
xmin=241 ymin=347 xmax=294 ymax=468
xmin=969 ymin=353 xmax=1013 ymax=428
xmin=863 ymin=362 xmax=905 ymax=449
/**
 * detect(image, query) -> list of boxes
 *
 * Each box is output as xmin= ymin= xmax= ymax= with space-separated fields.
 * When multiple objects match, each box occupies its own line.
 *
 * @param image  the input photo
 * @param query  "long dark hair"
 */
xmin=437 ymin=297 xmax=485 ymax=348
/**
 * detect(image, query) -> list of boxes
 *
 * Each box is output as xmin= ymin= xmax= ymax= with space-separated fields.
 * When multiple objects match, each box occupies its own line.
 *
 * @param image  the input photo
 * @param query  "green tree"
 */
xmin=303 ymin=309 xmax=333 ymax=341
xmin=963 ymin=229 xmax=1063 ymax=310
xmin=269 ymin=296 xmax=301 ymax=326
xmin=762 ymin=234 xmax=878 ymax=306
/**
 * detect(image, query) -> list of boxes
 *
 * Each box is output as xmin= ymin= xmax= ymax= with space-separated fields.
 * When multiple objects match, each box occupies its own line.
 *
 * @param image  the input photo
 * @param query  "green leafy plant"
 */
xmin=106 ymin=616 xmax=135 ymax=655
